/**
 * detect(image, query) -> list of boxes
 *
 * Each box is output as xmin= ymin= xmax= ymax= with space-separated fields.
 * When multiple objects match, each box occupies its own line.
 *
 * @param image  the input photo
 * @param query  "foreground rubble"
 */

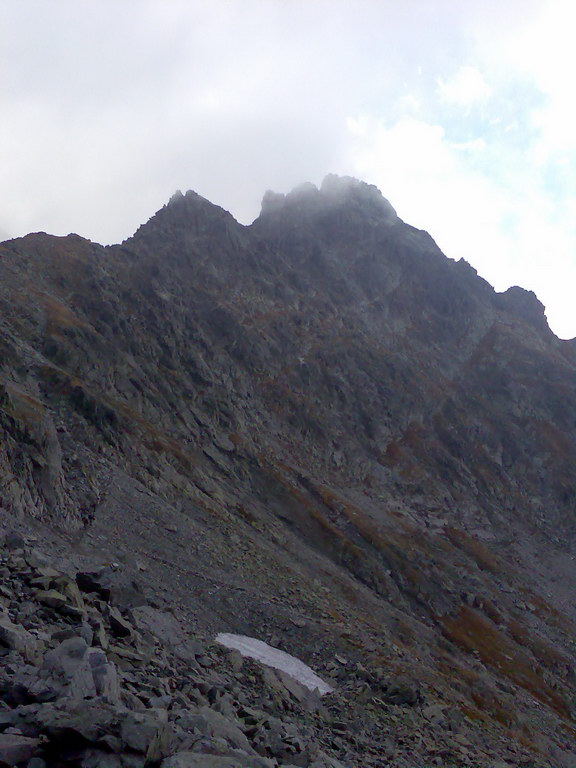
xmin=0 ymin=529 xmax=559 ymax=767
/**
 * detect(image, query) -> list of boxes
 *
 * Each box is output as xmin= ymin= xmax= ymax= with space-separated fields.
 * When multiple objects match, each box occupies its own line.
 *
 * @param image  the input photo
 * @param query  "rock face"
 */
xmin=0 ymin=174 xmax=575 ymax=765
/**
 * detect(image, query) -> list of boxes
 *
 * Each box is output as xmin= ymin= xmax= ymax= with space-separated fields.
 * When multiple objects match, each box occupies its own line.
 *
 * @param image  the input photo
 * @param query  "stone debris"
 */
xmin=0 ymin=530 xmax=558 ymax=767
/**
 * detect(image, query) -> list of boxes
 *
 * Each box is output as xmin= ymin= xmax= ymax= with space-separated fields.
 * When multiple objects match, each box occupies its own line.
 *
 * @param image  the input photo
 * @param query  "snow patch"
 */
xmin=216 ymin=633 xmax=333 ymax=695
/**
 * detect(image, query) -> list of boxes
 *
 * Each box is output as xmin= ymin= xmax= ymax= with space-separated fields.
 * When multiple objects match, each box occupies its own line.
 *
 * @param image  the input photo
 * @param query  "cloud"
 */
xmin=437 ymin=66 xmax=492 ymax=106
xmin=343 ymin=111 xmax=576 ymax=339
xmin=0 ymin=0 xmax=478 ymax=242
xmin=344 ymin=114 xmax=511 ymax=268
xmin=0 ymin=0 xmax=574 ymax=337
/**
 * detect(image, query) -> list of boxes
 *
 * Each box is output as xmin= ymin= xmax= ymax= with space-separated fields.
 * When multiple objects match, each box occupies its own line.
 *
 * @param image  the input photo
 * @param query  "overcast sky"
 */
xmin=1 ymin=1 xmax=575 ymax=338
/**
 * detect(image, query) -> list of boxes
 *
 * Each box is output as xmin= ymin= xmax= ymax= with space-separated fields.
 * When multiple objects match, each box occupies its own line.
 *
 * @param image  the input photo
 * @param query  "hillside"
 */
xmin=0 ymin=175 xmax=575 ymax=767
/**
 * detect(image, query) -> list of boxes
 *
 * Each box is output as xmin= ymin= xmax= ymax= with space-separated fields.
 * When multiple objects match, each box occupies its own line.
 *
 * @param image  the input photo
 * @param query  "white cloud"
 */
xmin=0 ymin=0 xmax=575 ymax=337
xmin=437 ymin=65 xmax=492 ymax=106
xmin=344 ymin=113 xmax=576 ymax=339
xmin=345 ymin=115 xmax=510 ymax=266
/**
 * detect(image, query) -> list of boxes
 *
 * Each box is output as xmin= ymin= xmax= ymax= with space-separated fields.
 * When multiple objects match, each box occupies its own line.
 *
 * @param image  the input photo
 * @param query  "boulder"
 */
xmin=2 ymin=531 xmax=26 ymax=551
xmin=119 ymin=710 xmax=172 ymax=762
xmin=76 ymin=570 xmax=112 ymax=601
xmin=53 ymin=577 xmax=85 ymax=610
xmin=189 ymin=707 xmax=253 ymax=754
xmin=0 ymin=733 xmax=40 ymax=764
xmin=28 ymin=699 xmax=119 ymax=743
xmin=35 ymin=589 xmax=69 ymax=610
xmin=0 ymin=615 xmax=43 ymax=664
xmin=76 ymin=567 xmax=146 ymax=608
xmin=1 ymin=664 xmax=61 ymax=705
xmin=381 ymin=680 xmax=422 ymax=706
xmin=24 ymin=549 xmax=51 ymax=569
xmin=34 ymin=593 xmax=84 ymax=621
xmin=42 ymin=637 xmax=119 ymax=702
xmin=129 ymin=606 xmax=200 ymax=661
xmin=107 ymin=606 xmax=133 ymax=639
xmin=43 ymin=637 xmax=89 ymax=678
xmin=87 ymin=648 xmax=121 ymax=704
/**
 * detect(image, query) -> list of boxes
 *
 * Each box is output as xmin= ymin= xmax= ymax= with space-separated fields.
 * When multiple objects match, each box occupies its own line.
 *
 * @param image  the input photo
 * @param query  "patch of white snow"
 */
xmin=216 ymin=633 xmax=333 ymax=695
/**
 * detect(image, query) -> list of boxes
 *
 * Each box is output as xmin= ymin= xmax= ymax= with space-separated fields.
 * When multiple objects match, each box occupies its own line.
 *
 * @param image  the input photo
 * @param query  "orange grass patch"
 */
xmin=444 ymin=527 xmax=503 ymax=574
xmin=441 ymin=606 xmax=571 ymax=719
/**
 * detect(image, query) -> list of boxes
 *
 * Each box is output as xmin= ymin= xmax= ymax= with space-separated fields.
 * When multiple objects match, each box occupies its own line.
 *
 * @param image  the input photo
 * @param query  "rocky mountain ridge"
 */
xmin=0 ymin=175 xmax=575 ymax=766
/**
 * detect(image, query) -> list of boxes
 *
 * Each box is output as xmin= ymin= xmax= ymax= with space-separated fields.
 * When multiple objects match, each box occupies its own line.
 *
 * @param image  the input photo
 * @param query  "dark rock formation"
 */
xmin=0 ymin=175 xmax=575 ymax=765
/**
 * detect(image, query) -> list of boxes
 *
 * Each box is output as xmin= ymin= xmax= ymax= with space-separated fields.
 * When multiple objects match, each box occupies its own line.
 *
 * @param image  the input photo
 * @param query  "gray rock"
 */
xmin=43 ymin=637 xmax=89 ymax=678
xmin=29 ymin=699 xmax=119 ymax=742
xmin=0 ymin=710 xmax=16 ymax=729
xmin=120 ymin=710 xmax=172 ymax=761
xmin=162 ymin=753 xmax=274 ymax=768
xmin=108 ymin=607 xmax=133 ymax=639
xmin=76 ymin=568 xmax=146 ymax=609
xmin=58 ymin=579 xmax=85 ymax=610
xmin=7 ymin=553 xmax=27 ymax=571
xmin=2 ymin=664 xmax=61 ymax=705
xmin=120 ymin=756 xmax=147 ymax=768
xmin=121 ymin=690 xmax=148 ymax=712
xmin=260 ymin=667 xmax=288 ymax=700
xmin=42 ymin=637 xmax=119 ymax=702
xmin=50 ymin=627 xmax=79 ymax=643
xmin=107 ymin=644 xmax=149 ymax=667
xmin=190 ymin=707 xmax=253 ymax=754
xmin=248 ymin=715 xmax=309 ymax=764
xmin=88 ymin=617 xmax=109 ymax=650
xmin=79 ymin=622 xmax=94 ymax=646
xmin=381 ymin=680 xmax=422 ymax=706
xmin=276 ymin=669 xmax=321 ymax=708
xmin=87 ymin=648 xmax=121 ymax=704
xmin=34 ymin=589 xmax=69 ymax=610
xmin=81 ymin=750 xmax=122 ymax=768
xmin=226 ymin=650 xmax=243 ymax=673
xmin=34 ymin=566 xmax=62 ymax=582
xmin=2 ymin=531 xmax=26 ymax=551
xmin=0 ymin=733 xmax=40 ymax=764
xmin=129 ymin=606 xmax=199 ymax=661
xmin=0 ymin=615 xmax=43 ymax=664
xmin=24 ymin=549 xmax=51 ymax=570
xmin=26 ymin=758 xmax=47 ymax=768
xmin=76 ymin=570 xmax=110 ymax=599
xmin=148 ymin=695 xmax=172 ymax=709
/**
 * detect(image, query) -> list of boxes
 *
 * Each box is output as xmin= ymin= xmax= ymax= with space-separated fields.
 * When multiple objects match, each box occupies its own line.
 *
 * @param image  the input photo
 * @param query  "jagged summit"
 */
xmin=133 ymin=175 xmax=398 ymax=235
xmin=127 ymin=187 xmax=241 ymax=245
xmin=496 ymin=285 xmax=549 ymax=331
xmin=259 ymin=174 xmax=398 ymax=223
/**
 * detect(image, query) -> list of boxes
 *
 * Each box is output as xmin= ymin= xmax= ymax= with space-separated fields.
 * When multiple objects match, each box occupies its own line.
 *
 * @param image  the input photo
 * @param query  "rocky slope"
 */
xmin=0 ymin=175 xmax=575 ymax=766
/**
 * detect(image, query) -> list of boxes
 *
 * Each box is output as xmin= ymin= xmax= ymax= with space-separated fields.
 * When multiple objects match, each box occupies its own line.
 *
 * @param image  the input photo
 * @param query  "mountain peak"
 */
xmin=496 ymin=285 xmax=548 ymax=330
xmin=259 ymin=174 xmax=397 ymax=223
xmin=126 ymin=188 xmax=241 ymax=245
xmin=1 ymin=174 xmax=576 ymax=766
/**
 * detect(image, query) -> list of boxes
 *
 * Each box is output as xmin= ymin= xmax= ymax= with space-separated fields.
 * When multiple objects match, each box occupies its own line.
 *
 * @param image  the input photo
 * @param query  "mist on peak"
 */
xmin=258 ymin=174 xmax=397 ymax=224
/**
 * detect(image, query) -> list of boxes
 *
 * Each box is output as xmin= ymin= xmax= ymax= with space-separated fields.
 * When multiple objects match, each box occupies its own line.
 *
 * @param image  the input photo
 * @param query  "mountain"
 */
xmin=0 ymin=175 xmax=575 ymax=766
